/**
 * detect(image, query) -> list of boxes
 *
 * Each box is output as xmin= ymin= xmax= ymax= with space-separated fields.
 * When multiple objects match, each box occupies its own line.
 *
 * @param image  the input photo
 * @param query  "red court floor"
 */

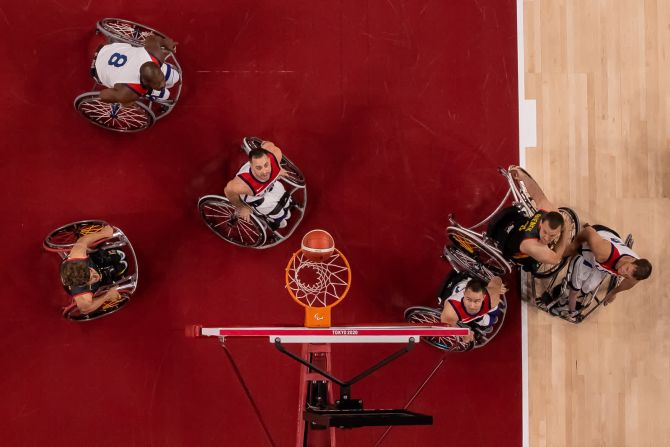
xmin=0 ymin=1 xmax=520 ymax=446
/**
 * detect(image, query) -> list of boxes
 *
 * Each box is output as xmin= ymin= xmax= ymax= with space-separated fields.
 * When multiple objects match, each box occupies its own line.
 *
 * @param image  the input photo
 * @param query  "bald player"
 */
xmin=92 ymin=35 xmax=179 ymax=105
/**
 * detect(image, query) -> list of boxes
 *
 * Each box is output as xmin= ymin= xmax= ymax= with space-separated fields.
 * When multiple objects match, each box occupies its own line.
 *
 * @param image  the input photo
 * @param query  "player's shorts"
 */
xmin=244 ymin=181 xmax=291 ymax=221
xmin=566 ymin=254 xmax=610 ymax=294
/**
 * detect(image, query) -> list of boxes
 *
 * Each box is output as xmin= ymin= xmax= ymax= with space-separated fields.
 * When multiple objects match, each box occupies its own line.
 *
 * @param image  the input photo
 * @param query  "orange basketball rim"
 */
xmin=285 ymin=247 xmax=352 ymax=328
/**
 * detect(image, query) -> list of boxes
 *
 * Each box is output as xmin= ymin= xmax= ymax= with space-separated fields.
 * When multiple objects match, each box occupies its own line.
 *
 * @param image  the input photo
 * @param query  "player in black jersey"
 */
xmin=487 ymin=167 xmax=571 ymax=272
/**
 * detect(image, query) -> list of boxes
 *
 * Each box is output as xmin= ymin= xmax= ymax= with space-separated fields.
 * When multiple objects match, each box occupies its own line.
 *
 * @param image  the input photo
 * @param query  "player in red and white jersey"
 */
xmin=561 ymin=224 xmax=652 ymax=316
xmin=440 ymin=276 xmax=507 ymax=342
xmin=92 ymin=35 xmax=179 ymax=105
xmin=224 ymin=138 xmax=293 ymax=229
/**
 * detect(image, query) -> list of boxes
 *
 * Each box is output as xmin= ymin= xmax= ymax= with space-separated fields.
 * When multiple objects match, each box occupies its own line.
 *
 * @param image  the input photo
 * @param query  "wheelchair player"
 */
xmin=439 ymin=272 xmax=507 ymax=343
xmin=485 ymin=167 xmax=572 ymax=272
xmin=59 ymin=225 xmax=128 ymax=314
xmin=93 ymin=33 xmax=179 ymax=105
xmin=548 ymin=224 xmax=652 ymax=320
xmin=224 ymin=137 xmax=295 ymax=230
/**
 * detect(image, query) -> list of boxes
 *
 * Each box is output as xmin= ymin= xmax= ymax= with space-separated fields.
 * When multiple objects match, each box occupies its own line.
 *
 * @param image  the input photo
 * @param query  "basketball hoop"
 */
xmin=285 ymin=248 xmax=351 ymax=327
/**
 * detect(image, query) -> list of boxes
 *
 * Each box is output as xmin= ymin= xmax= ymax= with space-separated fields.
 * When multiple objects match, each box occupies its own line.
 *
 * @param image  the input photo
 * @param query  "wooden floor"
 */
xmin=523 ymin=0 xmax=670 ymax=446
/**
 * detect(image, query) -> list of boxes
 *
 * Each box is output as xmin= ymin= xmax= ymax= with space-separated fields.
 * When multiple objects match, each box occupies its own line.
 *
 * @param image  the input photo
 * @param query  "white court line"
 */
xmin=516 ymin=0 xmax=535 ymax=446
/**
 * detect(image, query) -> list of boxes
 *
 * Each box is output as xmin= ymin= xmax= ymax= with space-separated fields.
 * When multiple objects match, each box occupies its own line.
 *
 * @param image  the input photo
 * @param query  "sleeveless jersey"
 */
xmin=447 ymin=278 xmax=494 ymax=325
xmin=580 ymin=227 xmax=638 ymax=276
xmin=236 ymin=152 xmax=282 ymax=202
xmin=95 ymin=43 xmax=161 ymax=96
xmin=502 ymin=210 xmax=546 ymax=267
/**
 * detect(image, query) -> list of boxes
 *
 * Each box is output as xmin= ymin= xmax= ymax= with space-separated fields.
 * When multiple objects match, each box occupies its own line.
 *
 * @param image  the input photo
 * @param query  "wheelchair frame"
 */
xmin=404 ymin=272 xmax=508 ymax=352
xmin=530 ymin=233 xmax=634 ymax=324
xmin=443 ymin=166 xmax=579 ymax=281
xmin=43 ymin=220 xmax=139 ymax=321
xmin=198 ymin=140 xmax=307 ymax=249
xmin=74 ymin=18 xmax=183 ymax=132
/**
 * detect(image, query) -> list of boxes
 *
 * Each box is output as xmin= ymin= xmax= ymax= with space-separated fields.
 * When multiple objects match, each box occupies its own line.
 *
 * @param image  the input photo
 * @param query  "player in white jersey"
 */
xmin=224 ymin=138 xmax=292 ymax=229
xmin=558 ymin=224 xmax=652 ymax=317
xmin=440 ymin=275 xmax=507 ymax=343
xmin=92 ymin=35 xmax=178 ymax=105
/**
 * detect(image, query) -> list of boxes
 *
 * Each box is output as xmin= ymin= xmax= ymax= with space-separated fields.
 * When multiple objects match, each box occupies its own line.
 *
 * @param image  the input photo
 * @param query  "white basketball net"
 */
xmin=287 ymin=250 xmax=350 ymax=307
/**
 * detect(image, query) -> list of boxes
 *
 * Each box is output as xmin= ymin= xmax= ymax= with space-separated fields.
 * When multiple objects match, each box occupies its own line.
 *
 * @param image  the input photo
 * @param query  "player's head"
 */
xmin=60 ymin=260 xmax=90 ymax=287
xmin=538 ymin=211 xmax=564 ymax=245
xmin=249 ymin=148 xmax=273 ymax=182
xmin=618 ymin=258 xmax=652 ymax=281
xmin=140 ymin=62 xmax=166 ymax=91
xmin=462 ymin=278 xmax=487 ymax=314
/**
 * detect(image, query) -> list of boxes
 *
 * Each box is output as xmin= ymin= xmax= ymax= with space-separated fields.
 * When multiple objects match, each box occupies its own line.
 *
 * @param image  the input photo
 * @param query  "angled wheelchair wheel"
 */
xmin=63 ymin=291 xmax=130 ymax=322
xmin=198 ymin=195 xmax=267 ymax=247
xmin=75 ymin=92 xmax=155 ymax=132
xmin=44 ymin=220 xmax=109 ymax=253
xmin=445 ymin=227 xmax=511 ymax=279
xmin=280 ymin=156 xmax=306 ymax=187
xmin=97 ymin=18 xmax=170 ymax=46
xmin=533 ymin=207 xmax=581 ymax=278
xmin=404 ymin=306 xmax=475 ymax=352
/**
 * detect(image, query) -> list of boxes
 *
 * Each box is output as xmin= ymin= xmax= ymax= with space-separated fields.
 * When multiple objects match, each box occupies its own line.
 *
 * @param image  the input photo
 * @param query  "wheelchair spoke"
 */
xmin=101 ymin=20 xmax=155 ymax=44
xmin=78 ymin=97 xmax=152 ymax=131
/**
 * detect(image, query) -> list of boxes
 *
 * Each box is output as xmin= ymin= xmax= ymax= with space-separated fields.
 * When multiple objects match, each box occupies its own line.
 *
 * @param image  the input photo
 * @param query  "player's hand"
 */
xmin=161 ymin=37 xmax=177 ymax=52
xmin=487 ymin=276 xmax=508 ymax=295
xmin=463 ymin=331 xmax=474 ymax=343
xmin=509 ymin=166 xmax=523 ymax=180
xmin=278 ymin=168 xmax=289 ymax=178
xmin=237 ymin=207 xmax=252 ymax=222
xmin=261 ymin=140 xmax=277 ymax=151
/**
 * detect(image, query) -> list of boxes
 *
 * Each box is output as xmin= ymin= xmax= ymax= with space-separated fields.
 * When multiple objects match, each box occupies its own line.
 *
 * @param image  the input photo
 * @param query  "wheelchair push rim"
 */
xmin=75 ymin=92 xmax=155 ymax=132
xmin=63 ymin=291 xmax=131 ymax=322
xmin=96 ymin=18 xmax=172 ymax=46
xmin=43 ymin=220 xmax=110 ymax=252
xmin=445 ymin=226 xmax=512 ymax=279
xmin=403 ymin=306 xmax=475 ymax=352
xmin=198 ymin=195 xmax=268 ymax=248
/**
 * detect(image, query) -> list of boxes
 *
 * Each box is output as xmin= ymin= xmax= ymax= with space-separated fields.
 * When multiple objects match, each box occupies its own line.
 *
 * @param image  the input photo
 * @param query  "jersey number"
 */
xmin=107 ymin=53 xmax=128 ymax=67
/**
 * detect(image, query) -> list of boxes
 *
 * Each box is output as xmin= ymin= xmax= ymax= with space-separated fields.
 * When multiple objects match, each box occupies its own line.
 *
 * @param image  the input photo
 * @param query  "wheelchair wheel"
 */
xmin=507 ymin=165 xmax=537 ymax=216
xmin=44 ymin=220 xmax=109 ymax=252
xmin=198 ymin=195 xmax=267 ymax=247
xmin=280 ymin=156 xmax=306 ymax=187
xmin=75 ymin=93 xmax=155 ymax=132
xmin=533 ymin=207 xmax=580 ymax=278
xmin=97 ymin=18 xmax=170 ymax=46
xmin=445 ymin=227 xmax=512 ymax=279
xmin=63 ymin=291 xmax=130 ymax=322
xmin=404 ymin=306 xmax=474 ymax=352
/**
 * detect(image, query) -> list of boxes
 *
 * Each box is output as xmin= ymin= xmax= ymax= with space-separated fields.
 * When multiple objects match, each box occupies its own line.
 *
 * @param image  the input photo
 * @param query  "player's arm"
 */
xmin=520 ymin=239 xmax=564 ymax=265
xmin=74 ymin=288 xmax=120 ymax=314
xmin=574 ymin=226 xmax=611 ymax=261
xmin=486 ymin=277 xmax=507 ymax=306
xmin=223 ymin=177 xmax=254 ymax=221
xmin=99 ymin=85 xmax=139 ymax=105
xmin=261 ymin=140 xmax=283 ymax=163
xmin=604 ymin=278 xmax=638 ymax=305
xmin=144 ymin=35 xmax=177 ymax=62
xmin=69 ymin=225 xmax=115 ymax=259
xmin=440 ymin=304 xmax=459 ymax=326
xmin=510 ymin=167 xmax=557 ymax=211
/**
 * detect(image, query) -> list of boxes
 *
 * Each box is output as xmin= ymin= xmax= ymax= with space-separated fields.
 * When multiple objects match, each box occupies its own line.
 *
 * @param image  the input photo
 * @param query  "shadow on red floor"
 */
xmin=0 ymin=1 xmax=520 ymax=446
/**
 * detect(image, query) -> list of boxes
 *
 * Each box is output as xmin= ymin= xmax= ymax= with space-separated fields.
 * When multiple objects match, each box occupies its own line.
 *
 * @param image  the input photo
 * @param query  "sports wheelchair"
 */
xmin=43 ymin=220 xmax=138 ymax=321
xmin=443 ymin=166 xmax=580 ymax=281
xmin=74 ymin=18 xmax=182 ymax=132
xmin=404 ymin=271 xmax=507 ymax=352
xmin=198 ymin=137 xmax=307 ymax=249
xmin=531 ymin=228 xmax=634 ymax=324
